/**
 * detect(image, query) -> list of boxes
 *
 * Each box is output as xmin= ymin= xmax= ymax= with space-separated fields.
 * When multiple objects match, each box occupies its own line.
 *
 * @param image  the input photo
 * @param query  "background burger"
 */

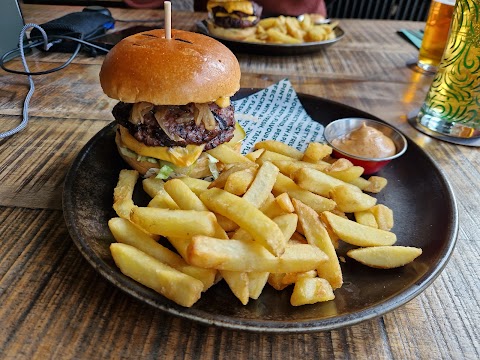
xmin=206 ymin=0 xmax=263 ymax=40
xmin=99 ymin=29 xmax=244 ymax=179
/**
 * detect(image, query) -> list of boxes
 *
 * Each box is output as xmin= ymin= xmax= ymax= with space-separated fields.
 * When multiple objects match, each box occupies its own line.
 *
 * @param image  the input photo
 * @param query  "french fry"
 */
xmin=306 ymin=26 xmax=330 ymax=42
xmin=267 ymin=28 xmax=302 ymax=44
xmin=224 ymin=168 xmax=256 ymax=195
xmin=207 ymin=144 xmax=251 ymax=164
xmin=131 ymin=207 xmax=218 ymax=238
xmin=164 ymin=179 xmax=208 ymax=211
xmin=271 ymin=159 xmax=330 ymax=176
xmin=245 ymin=148 xmax=265 ymax=162
xmin=248 ymin=272 xmax=270 ymax=299
xmin=299 ymin=13 xmax=313 ymax=30
xmin=178 ymin=176 xmax=210 ymax=195
xmin=199 ymin=188 xmax=286 ymax=256
xmin=286 ymin=16 xmax=306 ymax=40
xmin=325 ymin=158 xmax=353 ymax=172
xmin=148 ymin=190 xmax=179 ymax=210
xmin=370 ymin=204 xmax=394 ymax=231
xmin=110 ymin=243 xmax=203 ymax=307
xmin=290 ymin=277 xmax=335 ymax=306
xmin=278 ymin=244 xmax=328 ymax=273
xmin=273 ymin=173 xmax=336 ymax=213
xmin=167 ymin=236 xmax=191 ymax=259
xmin=364 ymin=176 xmax=388 ymax=193
xmin=272 ymin=213 xmax=298 ymax=245
xmin=215 ymin=213 xmax=238 ymax=232
xmin=329 ymin=184 xmax=377 ymax=213
xmin=350 ymin=176 xmax=371 ymax=190
xmin=293 ymin=167 xmax=352 ymax=198
xmin=282 ymin=270 xmax=317 ymax=285
xmin=231 ymin=227 xmax=253 ymax=242
xmin=259 ymin=193 xmax=287 ymax=219
xmin=242 ymin=161 xmax=280 ymax=208
xmin=256 ymin=149 xmax=298 ymax=165
xmin=187 ymin=236 xmax=327 ymax=273
xmin=142 ymin=177 xmax=165 ymax=198
xmin=254 ymin=140 xmax=303 ymax=160
xmin=293 ymin=199 xmax=343 ymax=289
xmin=164 ymin=179 xmax=228 ymax=239
xmin=347 ymin=246 xmax=422 ymax=268
xmin=258 ymin=17 xmax=280 ymax=29
xmin=108 ymin=218 xmax=216 ymax=291
xmin=268 ymin=273 xmax=289 ymax=290
xmin=208 ymin=162 xmax=258 ymax=189
xmin=221 ymin=270 xmax=249 ymax=305
xmin=275 ymin=192 xmax=294 ymax=213
xmin=354 ymin=210 xmax=378 ymax=228
xmin=113 ymin=169 xmax=139 ymax=219
xmin=326 ymin=166 xmax=364 ymax=183
xmin=302 ymin=142 xmax=332 ymax=162
xmin=322 ymin=211 xmax=397 ymax=247
xmin=269 ymin=270 xmax=317 ymax=291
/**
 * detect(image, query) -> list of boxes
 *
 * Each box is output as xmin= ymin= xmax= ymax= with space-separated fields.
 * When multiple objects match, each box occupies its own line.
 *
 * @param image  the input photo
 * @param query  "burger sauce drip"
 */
xmin=331 ymin=123 xmax=396 ymax=158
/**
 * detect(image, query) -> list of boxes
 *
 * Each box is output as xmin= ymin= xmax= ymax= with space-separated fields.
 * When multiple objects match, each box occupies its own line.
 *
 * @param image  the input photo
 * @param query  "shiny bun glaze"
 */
xmin=99 ymin=29 xmax=241 ymax=105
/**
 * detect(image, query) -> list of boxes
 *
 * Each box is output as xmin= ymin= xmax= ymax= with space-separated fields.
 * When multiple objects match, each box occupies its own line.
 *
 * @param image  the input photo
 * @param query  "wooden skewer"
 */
xmin=165 ymin=1 xmax=172 ymax=40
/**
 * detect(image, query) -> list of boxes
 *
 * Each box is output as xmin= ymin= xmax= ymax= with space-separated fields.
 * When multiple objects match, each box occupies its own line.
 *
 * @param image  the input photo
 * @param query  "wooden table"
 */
xmin=1 ymin=4 xmax=478 ymax=359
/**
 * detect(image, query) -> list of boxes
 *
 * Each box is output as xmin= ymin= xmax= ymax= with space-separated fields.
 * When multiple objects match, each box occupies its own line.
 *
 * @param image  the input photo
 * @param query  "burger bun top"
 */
xmin=100 ymin=29 xmax=241 ymax=105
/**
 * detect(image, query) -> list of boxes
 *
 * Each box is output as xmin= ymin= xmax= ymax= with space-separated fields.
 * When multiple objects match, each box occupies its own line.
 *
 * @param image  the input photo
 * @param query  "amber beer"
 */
xmin=417 ymin=0 xmax=455 ymax=72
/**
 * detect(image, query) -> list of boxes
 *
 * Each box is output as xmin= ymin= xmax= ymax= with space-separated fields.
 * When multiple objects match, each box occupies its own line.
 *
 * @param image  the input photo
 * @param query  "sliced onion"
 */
xmin=154 ymin=107 xmax=185 ymax=142
xmin=130 ymin=102 xmax=154 ymax=124
xmin=194 ymin=103 xmax=216 ymax=131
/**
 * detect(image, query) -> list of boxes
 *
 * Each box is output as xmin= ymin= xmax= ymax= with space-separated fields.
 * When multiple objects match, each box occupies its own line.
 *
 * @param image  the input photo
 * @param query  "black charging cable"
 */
xmin=0 ymin=24 xmax=111 ymax=139
xmin=0 ymin=8 xmax=165 ymax=139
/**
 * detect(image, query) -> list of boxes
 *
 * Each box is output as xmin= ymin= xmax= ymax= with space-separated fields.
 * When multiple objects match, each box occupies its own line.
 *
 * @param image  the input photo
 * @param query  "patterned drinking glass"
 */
xmin=416 ymin=0 xmax=480 ymax=138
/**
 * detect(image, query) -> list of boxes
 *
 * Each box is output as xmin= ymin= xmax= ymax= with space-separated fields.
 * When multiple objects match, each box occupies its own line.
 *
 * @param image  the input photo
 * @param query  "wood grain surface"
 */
xmin=0 ymin=4 xmax=479 ymax=360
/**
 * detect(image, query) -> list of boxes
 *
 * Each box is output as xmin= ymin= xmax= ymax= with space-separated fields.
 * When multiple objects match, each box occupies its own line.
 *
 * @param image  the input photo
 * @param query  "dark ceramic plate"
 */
xmin=63 ymin=90 xmax=458 ymax=333
xmin=196 ymin=20 xmax=344 ymax=55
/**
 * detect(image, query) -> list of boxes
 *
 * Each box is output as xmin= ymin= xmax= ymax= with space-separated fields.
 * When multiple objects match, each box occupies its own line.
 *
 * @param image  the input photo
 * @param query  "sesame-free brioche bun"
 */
xmin=99 ymin=29 xmax=241 ymax=105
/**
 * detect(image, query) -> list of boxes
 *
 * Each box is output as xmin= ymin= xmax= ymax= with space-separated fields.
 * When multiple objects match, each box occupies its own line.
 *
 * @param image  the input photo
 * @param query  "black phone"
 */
xmin=89 ymin=25 xmax=161 ymax=50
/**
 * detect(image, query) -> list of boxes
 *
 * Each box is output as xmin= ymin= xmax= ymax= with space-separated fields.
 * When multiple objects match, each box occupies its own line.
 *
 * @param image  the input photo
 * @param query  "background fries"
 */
xmin=251 ymin=15 xmax=338 ymax=44
xmin=108 ymin=138 xmax=422 ymax=308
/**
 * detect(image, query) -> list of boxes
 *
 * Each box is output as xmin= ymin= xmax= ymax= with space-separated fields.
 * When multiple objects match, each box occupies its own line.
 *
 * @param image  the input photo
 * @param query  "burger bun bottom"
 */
xmin=115 ymin=130 xmax=239 ymax=179
xmin=206 ymin=20 xmax=257 ymax=41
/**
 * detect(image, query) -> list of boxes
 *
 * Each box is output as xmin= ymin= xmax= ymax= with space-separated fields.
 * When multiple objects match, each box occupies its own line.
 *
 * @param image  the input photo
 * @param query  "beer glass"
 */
xmin=417 ymin=0 xmax=456 ymax=73
xmin=416 ymin=0 xmax=480 ymax=138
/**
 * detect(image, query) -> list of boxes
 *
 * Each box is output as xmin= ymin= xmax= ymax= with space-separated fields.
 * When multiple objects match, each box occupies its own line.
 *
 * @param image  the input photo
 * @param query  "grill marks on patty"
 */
xmin=112 ymin=101 xmax=236 ymax=150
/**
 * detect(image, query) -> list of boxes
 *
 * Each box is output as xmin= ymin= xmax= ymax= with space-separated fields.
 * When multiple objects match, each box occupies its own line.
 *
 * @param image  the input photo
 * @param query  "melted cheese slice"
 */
xmin=119 ymin=126 xmax=205 ymax=167
xmin=215 ymin=96 xmax=231 ymax=108
xmin=214 ymin=13 xmax=258 ymax=21
xmin=207 ymin=1 xmax=254 ymax=14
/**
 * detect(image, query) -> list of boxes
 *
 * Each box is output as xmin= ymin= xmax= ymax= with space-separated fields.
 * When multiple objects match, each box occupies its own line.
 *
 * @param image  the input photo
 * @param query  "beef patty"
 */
xmin=113 ymin=101 xmax=236 ymax=150
xmin=210 ymin=2 xmax=263 ymax=29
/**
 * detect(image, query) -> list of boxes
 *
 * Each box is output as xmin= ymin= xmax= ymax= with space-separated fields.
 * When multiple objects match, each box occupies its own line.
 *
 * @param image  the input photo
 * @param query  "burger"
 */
xmin=99 ymin=29 xmax=244 ymax=179
xmin=206 ymin=0 xmax=263 ymax=40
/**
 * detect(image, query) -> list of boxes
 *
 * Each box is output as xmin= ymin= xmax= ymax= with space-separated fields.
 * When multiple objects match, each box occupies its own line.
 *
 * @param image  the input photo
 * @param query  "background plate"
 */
xmin=196 ymin=20 xmax=344 ymax=55
xmin=63 ymin=90 xmax=458 ymax=333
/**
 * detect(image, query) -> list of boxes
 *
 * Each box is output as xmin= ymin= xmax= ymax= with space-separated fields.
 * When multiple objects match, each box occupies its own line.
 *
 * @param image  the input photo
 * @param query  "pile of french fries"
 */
xmin=109 ymin=140 xmax=422 ymax=308
xmin=244 ymin=14 xmax=338 ymax=44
